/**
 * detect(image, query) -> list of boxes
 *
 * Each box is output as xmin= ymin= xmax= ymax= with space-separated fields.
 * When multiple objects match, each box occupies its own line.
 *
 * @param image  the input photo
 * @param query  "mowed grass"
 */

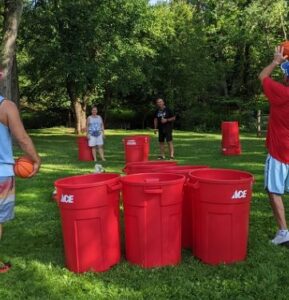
xmin=0 ymin=127 xmax=288 ymax=299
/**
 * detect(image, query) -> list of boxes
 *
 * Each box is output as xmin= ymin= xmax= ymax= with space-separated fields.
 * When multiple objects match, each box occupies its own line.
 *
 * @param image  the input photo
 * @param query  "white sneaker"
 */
xmin=271 ymin=230 xmax=289 ymax=245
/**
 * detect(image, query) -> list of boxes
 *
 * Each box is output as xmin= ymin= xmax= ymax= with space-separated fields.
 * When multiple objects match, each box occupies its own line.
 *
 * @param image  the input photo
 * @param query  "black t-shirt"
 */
xmin=154 ymin=107 xmax=174 ymax=130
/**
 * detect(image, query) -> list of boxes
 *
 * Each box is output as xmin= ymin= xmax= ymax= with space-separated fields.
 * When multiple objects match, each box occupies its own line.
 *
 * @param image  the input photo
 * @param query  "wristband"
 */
xmin=272 ymin=60 xmax=280 ymax=65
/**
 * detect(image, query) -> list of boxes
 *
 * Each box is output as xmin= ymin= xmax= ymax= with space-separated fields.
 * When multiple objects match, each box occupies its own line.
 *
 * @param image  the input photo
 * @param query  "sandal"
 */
xmin=0 ymin=261 xmax=11 ymax=273
xmin=158 ymin=156 xmax=165 ymax=160
xmin=169 ymin=156 xmax=175 ymax=160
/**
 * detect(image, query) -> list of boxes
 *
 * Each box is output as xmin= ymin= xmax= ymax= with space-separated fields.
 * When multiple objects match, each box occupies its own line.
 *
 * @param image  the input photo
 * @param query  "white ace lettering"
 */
xmin=231 ymin=190 xmax=247 ymax=200
xmin=61 ymin=194 xmax=74 ymax=204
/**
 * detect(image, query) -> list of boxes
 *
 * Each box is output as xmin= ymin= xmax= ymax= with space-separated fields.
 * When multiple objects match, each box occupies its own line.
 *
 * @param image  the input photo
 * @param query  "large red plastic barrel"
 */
xmin=121 ymin=173 xmax=186 ymax=268
xmin=188 ymin=168 xmax=254 ymax=265
xmin=221 ymin=121 xmax=241 ymax=155
xmin=54 ymin=173 xmax=121 ymax=273
xmin=153 ymin=165 xmax=209 ymax=249
xmin=123 ymin=160 xmax=177 ymax=175
xmin=123 ymin=135 xmax=150 ymax=163
xmin=77 ymin=136 xmax=94 ymax=161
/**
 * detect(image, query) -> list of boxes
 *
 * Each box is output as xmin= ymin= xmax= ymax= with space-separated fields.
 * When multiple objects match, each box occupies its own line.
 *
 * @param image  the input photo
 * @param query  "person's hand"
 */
xmin=102 ymin=132 xmax=106 ymax=139
xmin=154 ymin=129 xmax=158 ymax=134
xmin=28 ymin=158 xmax=41 ymax=177
xmin=273 ymin=46 xmax=288 ymax=65
xmin=161 ymin=118 xmax=167 ymax=124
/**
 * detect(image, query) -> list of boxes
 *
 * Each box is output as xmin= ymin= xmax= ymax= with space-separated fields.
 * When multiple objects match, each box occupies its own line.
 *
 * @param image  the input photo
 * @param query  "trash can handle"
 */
xmin=186 ymin=180 xmax=200 ymax=189
xmin=240 ymin=176 xmax=255 ymax=183
xmin=144 ymin=188 xmax=163 ymax=194
xmin=107 ymin=183 xmax=122 ymax=192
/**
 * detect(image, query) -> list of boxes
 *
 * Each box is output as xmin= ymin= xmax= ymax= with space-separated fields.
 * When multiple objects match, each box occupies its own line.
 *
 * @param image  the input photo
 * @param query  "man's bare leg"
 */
xmin=269 ymin=193 xmax=287 ymax=230
xmin=0 ymin=224 xmax=2 ymax=240
xmin=91 ymin=147 xmax=97 ymax=161
xmin=98 ymin=146 xmax=105 ymax=161
xmin=159 ymin=142 xmax=165 ymax=158
xmin=168 ymin=141 xmax=174 ymax=158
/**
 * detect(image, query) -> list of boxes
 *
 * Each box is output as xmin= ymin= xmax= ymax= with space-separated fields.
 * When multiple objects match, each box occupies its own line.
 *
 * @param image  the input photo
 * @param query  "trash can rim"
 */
xmin=55 ymin=173 xmax=120 ymax=190
xmin=154 ymin=165 xmax=209 ymax=172
xmin=188 ymin=168 xmax=253 ymax=184
xmin=121 ymin=173 xmax=186 ymax=186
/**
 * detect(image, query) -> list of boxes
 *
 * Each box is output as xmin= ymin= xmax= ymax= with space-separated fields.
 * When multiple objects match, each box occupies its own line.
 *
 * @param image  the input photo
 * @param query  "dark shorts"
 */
xmin=158 ymin=128 xmax=173 ymax=142
xmin=0 ymin=177 xmax=15 ymax=223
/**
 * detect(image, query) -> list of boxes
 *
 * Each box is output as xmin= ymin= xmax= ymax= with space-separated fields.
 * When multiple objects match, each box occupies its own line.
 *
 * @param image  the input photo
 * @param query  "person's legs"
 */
xmin=91 ymin=146 xmax=97 ymax=161
xmin=0 ymin=177 xmax=15 ymax=272
xmin=97 ymin=145 xmax=105 ymax=161
xmin=158 ymin=129 xmax=165 ymax=159
xmin=265 ymin=154 xmax=289 ymax=244
xmin=166 ymin=129 xmax=174 ymax=158
xmin=167 ymin=141 xmax=174 ymax=158
xmin=269 ymin=193 xmax=287 ymax=230
xmin=159 ymin=142 xmax=165 ymax=158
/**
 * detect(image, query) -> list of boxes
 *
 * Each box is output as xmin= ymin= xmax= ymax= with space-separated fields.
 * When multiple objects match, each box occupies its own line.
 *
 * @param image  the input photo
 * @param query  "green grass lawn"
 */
xmin=0 ymin=127 xmax=288 ymax=299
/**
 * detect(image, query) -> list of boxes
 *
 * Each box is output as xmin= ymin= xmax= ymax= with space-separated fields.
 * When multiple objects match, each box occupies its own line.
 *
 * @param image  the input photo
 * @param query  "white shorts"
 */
xmin=264 ymin=154 xmax=289 ymax=195
xmin=88 ymin=134 xmax=104 ymax=147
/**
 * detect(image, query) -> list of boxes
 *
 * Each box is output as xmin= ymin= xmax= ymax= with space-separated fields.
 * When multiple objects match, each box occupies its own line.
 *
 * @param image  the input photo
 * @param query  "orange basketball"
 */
xmin=280 ymin=41 xmax=289 ymax=57
xmin=14 ymin=157 xmax=34 ymax=178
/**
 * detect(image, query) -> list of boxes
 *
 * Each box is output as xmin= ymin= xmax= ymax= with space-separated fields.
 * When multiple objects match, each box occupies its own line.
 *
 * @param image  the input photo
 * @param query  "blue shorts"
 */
xmin=0 ymin=177 xmax=15 ymax=223
xmin=264 ymin=154 xmax=289 ymax=195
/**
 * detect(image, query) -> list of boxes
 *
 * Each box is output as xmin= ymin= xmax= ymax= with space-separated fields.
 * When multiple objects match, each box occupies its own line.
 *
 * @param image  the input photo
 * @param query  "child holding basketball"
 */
xmin=0 ymin=71 xmax=41 ymax=272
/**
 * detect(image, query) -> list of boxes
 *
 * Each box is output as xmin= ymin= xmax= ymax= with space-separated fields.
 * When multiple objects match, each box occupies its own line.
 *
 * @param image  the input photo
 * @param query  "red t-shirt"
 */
xmin=262 ymin=77 xmax=289 ymax=163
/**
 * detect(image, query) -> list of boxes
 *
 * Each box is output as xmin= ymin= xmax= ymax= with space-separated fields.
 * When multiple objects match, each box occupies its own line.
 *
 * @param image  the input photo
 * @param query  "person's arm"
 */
xmin=161 ymin=109 xmax=175 ymax=124
xmin=167 ymin=115 xmax=176 ymax=122
xmin=100 ymin=116 xmax=105 ymax=138
xmin=5 ymin=101 xmax=40 ymax=177
xmin=153 ymin=118 xmax=158 ymax=134
xmin=259 ymin=46 xmax=287 ymax=81
xmin=86 ymin=117 xmax=90 ymax=137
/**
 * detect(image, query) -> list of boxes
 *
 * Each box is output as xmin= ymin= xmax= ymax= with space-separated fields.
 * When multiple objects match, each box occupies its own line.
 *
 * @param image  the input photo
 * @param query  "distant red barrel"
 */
xmin=123 ymin=135 xmax=150 ymax=163
xmin=77 ymin=137 xmax=94 ymax=161
xmin=221 ymin=121 xmax=241 ymax=155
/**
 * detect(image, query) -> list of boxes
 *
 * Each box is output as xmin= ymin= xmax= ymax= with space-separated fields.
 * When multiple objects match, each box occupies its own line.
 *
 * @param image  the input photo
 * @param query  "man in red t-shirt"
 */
xmin=259 ymin=45 xmax=289 ymax=245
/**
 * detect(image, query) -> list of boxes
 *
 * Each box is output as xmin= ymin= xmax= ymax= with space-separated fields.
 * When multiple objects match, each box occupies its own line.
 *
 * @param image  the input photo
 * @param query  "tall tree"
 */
xmin=20 ymin=0 xmax=153 ymax=133
xmin=0 ymin=0 xmax=23 ymax=104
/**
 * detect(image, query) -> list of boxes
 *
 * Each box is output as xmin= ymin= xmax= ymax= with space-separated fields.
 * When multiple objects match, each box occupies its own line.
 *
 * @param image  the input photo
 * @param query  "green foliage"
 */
xmin=13 ymin=0 xmax=289 ymax=129
xmin=106 ymin=108 xmax=136 ymax=128
xmin=21 ymin=110 xmax=69 ymax=129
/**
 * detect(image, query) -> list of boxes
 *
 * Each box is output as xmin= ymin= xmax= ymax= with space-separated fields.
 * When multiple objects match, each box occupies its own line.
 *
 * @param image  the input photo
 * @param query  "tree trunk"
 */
xmin=0 ymin=0 xmax=23 ymax=102
xmin=66 ymin=78 xmax=87 ymax=134
xmin=73 ymin=100 xmax=87 ymax=135
xmin=11 ymin=53 xmax=20 ymax=105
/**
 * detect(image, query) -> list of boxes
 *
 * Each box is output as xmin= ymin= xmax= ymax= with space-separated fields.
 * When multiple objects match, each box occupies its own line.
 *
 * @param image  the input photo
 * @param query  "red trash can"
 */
xmin=121 ymin=173 xmax=186 ymax=268
xmin=123 ymin=160 xmax=177 ymax=175
xmin=123 ymin=135 xmax=150 ymax=163
xmin=77 ymin=136 xmax=94 ymax=161
xmin=221 ymin=121 xmax=241 ymax=155
xmin=153 ymin=165 xmax=209 ymax=249
xmin=55 ymin=173 xmax=121 ymax=273
xmin=188 ymin=168 xmax=254 ymax=265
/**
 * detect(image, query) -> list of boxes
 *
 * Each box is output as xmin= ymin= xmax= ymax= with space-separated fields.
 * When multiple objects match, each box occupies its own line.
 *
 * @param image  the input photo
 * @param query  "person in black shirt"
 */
xmin=153 ymin=98 xmax=176 ymax=160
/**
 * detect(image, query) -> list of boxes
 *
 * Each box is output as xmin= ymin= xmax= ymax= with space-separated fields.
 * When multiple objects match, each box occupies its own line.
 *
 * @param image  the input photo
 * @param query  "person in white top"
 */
xmin=86 ymin=106 xmax=105 ymax=161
